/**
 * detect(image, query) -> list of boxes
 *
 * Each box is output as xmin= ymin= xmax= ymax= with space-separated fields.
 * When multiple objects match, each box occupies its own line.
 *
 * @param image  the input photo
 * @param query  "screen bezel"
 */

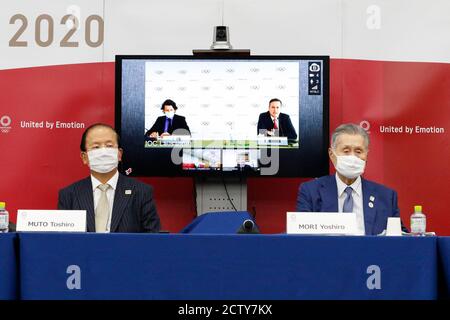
xmin=115 ymin=54 xmax=330 ymax=178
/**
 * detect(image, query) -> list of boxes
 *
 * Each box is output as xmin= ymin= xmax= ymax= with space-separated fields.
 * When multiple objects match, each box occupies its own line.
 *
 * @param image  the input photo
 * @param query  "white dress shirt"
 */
xmin=91 ymin=171 xmax=119 ymax=233
xmin=335 ymin=173 xmax=365 ymax=235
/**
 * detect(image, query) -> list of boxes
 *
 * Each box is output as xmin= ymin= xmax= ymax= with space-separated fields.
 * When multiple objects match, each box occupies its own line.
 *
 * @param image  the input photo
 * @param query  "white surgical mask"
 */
xmin=87 ymin=148 xmax=119 ymax=173
xmin=333 ymin=153 xmax=366 ymax=179
xmin=165 ymin=111 xmax=175 ymax=119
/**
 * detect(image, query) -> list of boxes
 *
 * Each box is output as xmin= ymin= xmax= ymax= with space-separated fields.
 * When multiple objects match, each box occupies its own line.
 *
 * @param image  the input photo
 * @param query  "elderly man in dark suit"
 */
xmin=257 ymin=98 xmax=297 ymax=141
xmin=296 ymin=123 xmax=407 ymax=235
xmin=58 ymin=123 xmax=161 ymax=233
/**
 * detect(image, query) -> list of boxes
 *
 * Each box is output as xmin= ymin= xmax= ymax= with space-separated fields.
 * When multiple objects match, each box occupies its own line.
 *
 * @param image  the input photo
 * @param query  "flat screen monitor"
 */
xmin=115 ymin=55 xmax=329 ymax=177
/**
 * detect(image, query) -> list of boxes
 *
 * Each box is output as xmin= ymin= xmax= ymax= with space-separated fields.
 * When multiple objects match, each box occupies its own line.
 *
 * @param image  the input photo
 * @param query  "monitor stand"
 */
xmin=194 ymin=176 xmax=247 ymax=215
xmin=191 ymin=48 xmax=250 ymax=215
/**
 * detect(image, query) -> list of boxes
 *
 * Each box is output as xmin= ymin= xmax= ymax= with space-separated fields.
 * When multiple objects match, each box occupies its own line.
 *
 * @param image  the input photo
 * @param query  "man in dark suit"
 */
xmin=58 ymin=123 xmax=161 ymax=233
xmin=296 ymin=123 xmax=407 ymax=235
xmin=257 ymin=98 xmax=297 ymax=141
xmin=146 ymin=99 xmax=190 ymax=138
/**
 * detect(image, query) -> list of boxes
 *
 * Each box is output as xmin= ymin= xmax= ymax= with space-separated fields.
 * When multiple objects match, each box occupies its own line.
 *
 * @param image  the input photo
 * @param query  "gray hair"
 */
xmin=331 ymin=123 xmax=370 ymax=150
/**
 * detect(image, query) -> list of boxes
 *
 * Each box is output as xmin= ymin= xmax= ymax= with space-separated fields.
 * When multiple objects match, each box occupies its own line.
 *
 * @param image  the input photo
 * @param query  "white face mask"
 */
xmin=87 ymin=148 xmax=119 ymax=173
xmin=333 ymin=153 xmax=366 ymax=179
xmin=165 ymin=111 xmax=175 ymax=119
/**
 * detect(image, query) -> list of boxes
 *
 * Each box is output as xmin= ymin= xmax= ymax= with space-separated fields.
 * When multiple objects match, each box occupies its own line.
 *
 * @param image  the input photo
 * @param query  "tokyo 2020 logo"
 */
xmin=0 ymin=115 xmax=12 ymax=133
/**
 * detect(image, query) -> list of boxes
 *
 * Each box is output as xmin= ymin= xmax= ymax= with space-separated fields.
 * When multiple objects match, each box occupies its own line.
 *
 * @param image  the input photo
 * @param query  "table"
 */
xmin=18 ymin=233 xmax=437 ymax=300
xmin=0 ymin=233 xmax=18 ymax=300
xmin=437 ymin=237 xmax=450 ymax=299
xmin=180 ymin=211 xmax=254 ymax=234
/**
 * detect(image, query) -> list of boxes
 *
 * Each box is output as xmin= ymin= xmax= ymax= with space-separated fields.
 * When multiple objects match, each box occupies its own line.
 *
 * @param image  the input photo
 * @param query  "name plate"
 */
xmin=286 ymin=212 xmax=358 ymax=235
xmin=17 ymin=210 xmax=86 ymax=232
xmin=257 ymin=136 xmax=288 ymax=146
xmin=159 ymin=135 xmax=191 ymax=145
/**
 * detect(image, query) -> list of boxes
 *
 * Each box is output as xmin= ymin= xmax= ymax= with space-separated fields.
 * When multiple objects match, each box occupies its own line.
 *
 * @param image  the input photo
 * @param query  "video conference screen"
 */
xmin=116 ymin=55 xmax=329 ymax=177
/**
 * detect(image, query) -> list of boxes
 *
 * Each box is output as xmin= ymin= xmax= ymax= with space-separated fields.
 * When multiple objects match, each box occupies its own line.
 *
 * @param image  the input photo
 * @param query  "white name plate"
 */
xmin=257 ymin=136 xmax=288 ymax=146
xmin=17 ymin=210 xmax=86 ymax=232
xmin=287 ymin=212 xmax=358 ymax=235
xmin=159 ymin=135 xmax=191 ymax=145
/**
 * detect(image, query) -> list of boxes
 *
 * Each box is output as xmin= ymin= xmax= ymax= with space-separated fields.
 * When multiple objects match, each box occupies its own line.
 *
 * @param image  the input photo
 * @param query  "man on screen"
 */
xmin=257 ymin=98 xmax=297 ymax=141
xmin=146 ymin=99 xmax=190 ymax=138
xmin=58 ymin=123 xmax=161 ymax=233
xmin=296 ymin=123 xmax=407 ymax=235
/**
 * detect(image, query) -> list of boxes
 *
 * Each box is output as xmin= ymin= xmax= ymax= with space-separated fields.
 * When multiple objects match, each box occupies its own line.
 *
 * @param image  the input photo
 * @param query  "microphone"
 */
xmin=237 ymin=219 xmax=260 ymax=234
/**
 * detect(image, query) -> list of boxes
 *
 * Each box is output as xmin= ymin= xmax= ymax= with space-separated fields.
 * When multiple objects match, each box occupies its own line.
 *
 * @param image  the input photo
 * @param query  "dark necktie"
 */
xmin=273 ymin=118 xmax=278 ymax=129
xmin=164 ymin=117 xmax=172 ymax=132
xmin=343 ymin=186 xmax=354 ymax=212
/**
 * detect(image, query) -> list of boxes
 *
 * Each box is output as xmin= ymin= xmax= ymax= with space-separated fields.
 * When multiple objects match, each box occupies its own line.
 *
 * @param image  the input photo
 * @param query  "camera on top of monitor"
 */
xmin=211 ymin=26 xmax=233 ymax=50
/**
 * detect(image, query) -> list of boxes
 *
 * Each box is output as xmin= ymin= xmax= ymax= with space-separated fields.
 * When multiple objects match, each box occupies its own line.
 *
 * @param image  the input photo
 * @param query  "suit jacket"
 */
xmin=296 ymin=175 xmax=407 ymax=235
xmin=257 ymin=111 xmax=297 ymax=141
xmin=146 ymin=114 xmax=190 ymax=136
xmin=58 ymin=174 xmax=161 ymax=233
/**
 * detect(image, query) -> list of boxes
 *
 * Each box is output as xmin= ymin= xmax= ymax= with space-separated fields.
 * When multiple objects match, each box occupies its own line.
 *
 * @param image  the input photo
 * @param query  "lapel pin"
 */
xmin=369 ymin=196 xmax=375 ymax=202
xmin=125 ymin=190 xmax=132 ymax=195
xmin=368 ymin=202 xmax=374 ymax=208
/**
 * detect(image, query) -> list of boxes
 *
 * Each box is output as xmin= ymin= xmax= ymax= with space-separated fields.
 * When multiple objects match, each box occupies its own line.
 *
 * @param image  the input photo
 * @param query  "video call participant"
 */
xmin=58 ymin=123 xmax=161 ymax=233
xmin=296 ymin=123 xmax=407 ymax=235
xmin=257 ymin=98 xmax=297 ymax=141
xmin=146 ymin=99 xmax=191 ymax=138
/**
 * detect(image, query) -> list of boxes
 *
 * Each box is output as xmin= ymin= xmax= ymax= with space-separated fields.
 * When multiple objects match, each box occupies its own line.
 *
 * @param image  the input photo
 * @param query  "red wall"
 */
xmin=1 ymin=59 xmax=449 ymax=234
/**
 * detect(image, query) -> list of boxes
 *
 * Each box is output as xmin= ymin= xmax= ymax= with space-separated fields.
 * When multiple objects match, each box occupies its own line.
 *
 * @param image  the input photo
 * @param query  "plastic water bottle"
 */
xmin=0 ymin=202 xmax=9 ymax=233
xmin=410 ymin=205 xmax=426 ymax=236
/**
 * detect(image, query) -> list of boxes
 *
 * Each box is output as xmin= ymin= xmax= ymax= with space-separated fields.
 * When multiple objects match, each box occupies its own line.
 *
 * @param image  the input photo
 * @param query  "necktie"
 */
xmin=273 ymin=118 xmax=278 ymax=129
xmin=95 ymin=184 xmax=110 ymax=233
xmin=343 ymin=186 xmax=353 ymax=212
xmin=164 ymin=117 xmax=172 ymax=132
